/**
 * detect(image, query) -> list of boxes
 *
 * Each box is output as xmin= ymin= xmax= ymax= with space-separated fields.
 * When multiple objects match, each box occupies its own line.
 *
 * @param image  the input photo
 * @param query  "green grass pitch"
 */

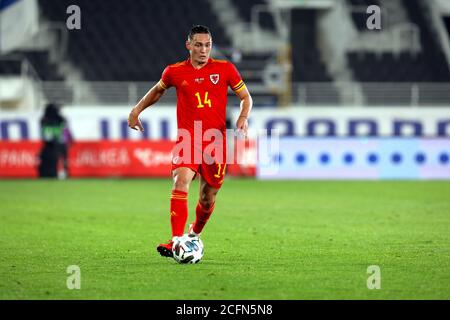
xmin=0 ymin=179 xmax=449 ymax=299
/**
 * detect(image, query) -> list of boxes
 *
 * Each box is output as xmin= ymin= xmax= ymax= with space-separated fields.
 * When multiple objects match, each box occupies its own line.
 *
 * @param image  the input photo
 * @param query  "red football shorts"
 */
xmin=171 ymin=140 xmax=227 ymax=189
xmin=171 ymin=161 xmax=226 ymax=189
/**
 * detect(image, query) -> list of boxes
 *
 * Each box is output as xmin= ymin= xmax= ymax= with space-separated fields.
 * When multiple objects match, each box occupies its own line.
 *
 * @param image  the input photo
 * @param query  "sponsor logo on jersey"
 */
xmin=194 ymin=78 xmax=204 ymax=84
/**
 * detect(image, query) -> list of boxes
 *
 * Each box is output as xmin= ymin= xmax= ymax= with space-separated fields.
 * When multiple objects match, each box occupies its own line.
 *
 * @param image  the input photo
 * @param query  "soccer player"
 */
xmin=128 ymin=25 xmax=252 ymax=258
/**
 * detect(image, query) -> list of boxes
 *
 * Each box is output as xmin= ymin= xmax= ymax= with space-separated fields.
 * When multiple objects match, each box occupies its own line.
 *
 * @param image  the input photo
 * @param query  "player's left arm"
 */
xmin=234 ymin=86 xmax=252 ymax=136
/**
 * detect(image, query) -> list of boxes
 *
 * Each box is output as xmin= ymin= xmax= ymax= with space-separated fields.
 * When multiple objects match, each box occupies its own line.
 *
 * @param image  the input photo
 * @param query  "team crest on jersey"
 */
xmin=210 ymin=74 xmax=219 ymax=84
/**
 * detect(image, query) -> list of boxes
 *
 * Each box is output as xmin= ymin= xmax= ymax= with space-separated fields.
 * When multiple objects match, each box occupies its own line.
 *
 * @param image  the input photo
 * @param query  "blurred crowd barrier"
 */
xmin=2 ymin=80 xmax=450 ymax=110
xmin=0 ymin=105 xmax=448 ymax=179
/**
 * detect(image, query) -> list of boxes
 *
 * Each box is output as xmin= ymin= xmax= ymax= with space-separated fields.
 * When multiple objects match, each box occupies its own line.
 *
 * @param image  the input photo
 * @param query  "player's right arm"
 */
xmin=128 ymin=81 xmax=167 ymax=131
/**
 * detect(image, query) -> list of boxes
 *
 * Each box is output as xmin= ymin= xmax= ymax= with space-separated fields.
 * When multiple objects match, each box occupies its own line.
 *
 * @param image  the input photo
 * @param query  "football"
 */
xmin=172 ymin=234 xmax=204 ymax=264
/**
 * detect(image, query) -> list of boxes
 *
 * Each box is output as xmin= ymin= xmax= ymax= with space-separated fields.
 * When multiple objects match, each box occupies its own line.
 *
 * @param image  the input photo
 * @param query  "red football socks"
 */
xmin=193 ymin=201 xmax=215 ymax=234
xmin=170 ymin=190 xmax=188 ymax=237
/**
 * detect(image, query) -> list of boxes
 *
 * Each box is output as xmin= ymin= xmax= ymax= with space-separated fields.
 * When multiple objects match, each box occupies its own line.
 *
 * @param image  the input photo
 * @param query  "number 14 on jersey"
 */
xmin=195 ymin=92 xmax=212 ymax=108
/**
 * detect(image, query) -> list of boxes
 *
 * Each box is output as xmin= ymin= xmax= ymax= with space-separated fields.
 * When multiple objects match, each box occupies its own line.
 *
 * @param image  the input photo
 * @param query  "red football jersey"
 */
xmin=159 ymin=58 xmax=245 ymax=135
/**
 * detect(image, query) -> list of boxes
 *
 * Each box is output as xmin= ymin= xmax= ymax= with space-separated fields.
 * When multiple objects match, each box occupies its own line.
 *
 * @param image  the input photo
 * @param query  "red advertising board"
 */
xmin=0 ymin=140 xmax=256 ymax=178
xmin=69 ymin=140 xmax=173 ymax=177
xmin=0 ymin=141 xmax=41 ymax=178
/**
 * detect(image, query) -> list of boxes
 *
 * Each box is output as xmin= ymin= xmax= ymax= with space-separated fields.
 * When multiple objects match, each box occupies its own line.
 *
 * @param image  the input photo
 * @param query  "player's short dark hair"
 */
xmin=188 ymin=25 xmax=211 ymax=42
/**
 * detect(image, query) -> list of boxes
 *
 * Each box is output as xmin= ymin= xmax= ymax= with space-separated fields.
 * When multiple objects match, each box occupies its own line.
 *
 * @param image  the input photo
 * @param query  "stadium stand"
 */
xmin=36 ymin=0 xmax=283 ymax=105
xmin=290 ymin=9 xmax=340 ymax=104
xmin=0 ymin=51 xmax=63 ymax=80
xmin=230 ymin=0 xmax=276 ymax=31
xmin=347 ymin=0 xmax=450 ymax=83
xmin=402 ymin=0 xmax=450 ymax=80
xmin=1 ymin=0 xmax=450 ymax=107
xmin=347 ymin=51 xmax=447 ymax=82
xmin=22 ymin=51 xmax=64 ymax=81
xmin=291 ymin=9 xmax=333 ymax=82
xmin=223 ymin=51 xmax=273 ymax=84
xmin=0 ymin=58 xmax=22 ymax=75
xmin=345 ymin=0 xmax=450 ymax=104
xmin=348 ymin=0 xmax=381 ymax=31
xmin=445 ymin=17 xmax=450 ymax=41
xmin=37 ymin=0 xmax=230 ymax=81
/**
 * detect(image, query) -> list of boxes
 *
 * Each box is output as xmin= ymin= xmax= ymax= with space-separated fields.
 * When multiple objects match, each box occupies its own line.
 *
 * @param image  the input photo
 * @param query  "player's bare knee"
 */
xmin=173 ymin=176 xmax=191 ymax=192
